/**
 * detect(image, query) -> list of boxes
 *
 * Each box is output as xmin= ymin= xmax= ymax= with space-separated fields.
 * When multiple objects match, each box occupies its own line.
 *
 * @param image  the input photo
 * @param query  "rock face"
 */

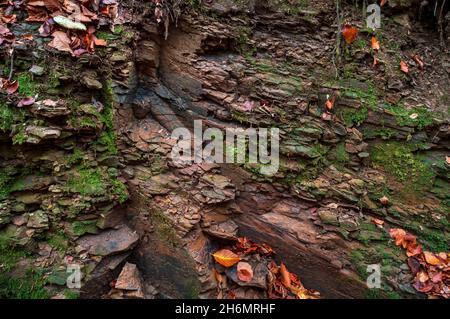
xmin=77 ymin=226 xmax=139 ymax=256
xmin=0 ymin=0 xmax=448 ymax=300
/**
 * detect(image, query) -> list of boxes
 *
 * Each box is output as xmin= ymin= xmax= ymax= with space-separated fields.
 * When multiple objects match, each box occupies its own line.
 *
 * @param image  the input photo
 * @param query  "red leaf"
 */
xmin=342 ymin=24 xmax=358 ymax=44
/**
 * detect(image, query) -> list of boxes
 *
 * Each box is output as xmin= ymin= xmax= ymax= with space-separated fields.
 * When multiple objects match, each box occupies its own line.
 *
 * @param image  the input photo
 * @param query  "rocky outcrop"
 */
xmin=0 ymin=0 xmax=448 ymax=299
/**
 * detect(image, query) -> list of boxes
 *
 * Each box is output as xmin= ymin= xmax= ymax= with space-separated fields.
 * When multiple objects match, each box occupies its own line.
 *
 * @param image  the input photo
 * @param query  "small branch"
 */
xmin=8 ymin=49 xmax=14 ymax=81
xmin=438 ymin=0 xmax=447 ymax=46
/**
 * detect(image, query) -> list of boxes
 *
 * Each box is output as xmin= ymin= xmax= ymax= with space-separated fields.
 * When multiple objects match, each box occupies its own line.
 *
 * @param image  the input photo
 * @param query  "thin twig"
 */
xmin=8 ymin=49 xmax=14 ymax=81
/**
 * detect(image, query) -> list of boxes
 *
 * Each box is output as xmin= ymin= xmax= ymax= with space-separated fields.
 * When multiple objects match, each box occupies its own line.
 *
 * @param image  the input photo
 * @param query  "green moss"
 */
xmin=0 ymin=103 xmax=25 ymax=132
xmin=363 ymin=127 xmax=396 ymax=140
xmin=340 ymin=107 xmax=368 ymax=127
xmin=370 ymin=142 xmax=435 ymax=193
xmin=111 ymin=179 xmax=128 ymax=204
xmin=0 ymin=168 xmax=14 ymax=200
xmin=63 ymin=289 xmax=79 ymax=299
xmin=17 ymin=73 xmax=36 ymax=96
xmin=384 ymin=103 xmax=435 ymax=130
xmin=66 ymin=167 xmax=105 ymax=196
xmin=67 ymin=148 xmax=86 ymax=166
xmin=47 ymin=232 xmax=68 ymax=253
xmin=0 ymin=268 xmax=49 ymax=299
xmin=0 ymin=231 xmax=29 ymax=272
xmin=71 ymin=220 xmax=98 ymax=237
xmin=0 ymin=103 xmax=14 ymax=132
xmin=403 ymin=222 xmax=448 ymax=252
xmin=94 ymin=131 xmax=118 ymax=155
xmin=335 ymin=142 xmax=350 ymax=163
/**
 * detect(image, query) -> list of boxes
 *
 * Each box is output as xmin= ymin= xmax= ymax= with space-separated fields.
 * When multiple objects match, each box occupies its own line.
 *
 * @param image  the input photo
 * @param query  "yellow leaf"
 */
xmin=423 ymin=251 xmax=441 ymax=266
xmin=212 ymin=249 xmax=240 ymax=267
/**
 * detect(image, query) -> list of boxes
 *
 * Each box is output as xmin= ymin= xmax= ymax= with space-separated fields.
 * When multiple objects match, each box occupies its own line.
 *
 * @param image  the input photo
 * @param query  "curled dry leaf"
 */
xmin=371 ymin=218 xmax=384 ymax=227
xmin=379 ymin=196 xmax=389 ymax=205
xmin=400 ymin=60 xmax=409 ymax=73
xmin=371 ymin=36 xmax=380 ymax=50
xmin=212 ymin=249 xmax=240 ymax=268
xmin=342 ymin=24 xmax=358 ymax=44
xmin=412 ymin=54 xmax=424 ymax=70
xmin=236 ymin=262 xmax=253 ymax=282
xmin=17 ymin=97 xmax=36 ymax=107
xmin=6 ymin=80 xmax=19 ymax=94
xmin=280 ymin=263 xmax=291 ymax=289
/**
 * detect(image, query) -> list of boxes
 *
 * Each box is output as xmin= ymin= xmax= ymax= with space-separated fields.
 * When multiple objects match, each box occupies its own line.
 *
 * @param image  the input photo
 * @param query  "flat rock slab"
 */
xmin=77 ymin=226 xmax=139 ymax=256
xmin=115 ymin=262 xmax=144 ymax=294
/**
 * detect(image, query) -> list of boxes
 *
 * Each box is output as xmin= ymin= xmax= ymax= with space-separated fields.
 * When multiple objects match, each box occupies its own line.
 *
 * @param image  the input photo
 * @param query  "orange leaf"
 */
xmin=389 ymin=228 xmax=406 ymax=247
xmin=423 ymin=251 xmax=441 ymax=266
xmin=371 ymin=37 xmax=380 ymax=50
xmin=342 ymin=24 xmax=358 ymax=44
xmin=280 ymin=263 xmax=291 ymax=288
xmin=212 ymin=249 xmax=240 ymax=267
xmin=380 ymin=0 xmax=388 ymax=6
xmin=237 ymin=262 xmax=253 ymax=282
xmin=400 ymin=60 xmax=409 ymax=73
xmin=412 ymin=54 xmax=424 ymax=70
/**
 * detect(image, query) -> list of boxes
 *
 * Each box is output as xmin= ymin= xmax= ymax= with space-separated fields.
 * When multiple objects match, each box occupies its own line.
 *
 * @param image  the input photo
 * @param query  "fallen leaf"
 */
xmin=409 ymin=113 xmax=418 ymax=119
xmin=17 ymin=97 xmax=36 ymax=107
xmin=342 ymin=24 xmax=358 ymax=44
xmin=407 ymin=257 xmax=420 ymax=274
xmin=325 ymin=96 xmax=335 ymax=112
xmin=424 ymin=251 xmax=441 ymax=266
xmin=371 ymin=218 xmax=384 ymax=227
xmin=379 ymin=196 xmax=389 ymax=205
xmin=430 ymin=272 xmax=442 ymax=283
xmin=389 ymin=228 xmax=406 ymax=247
xmin=371 ymin=37 xmax=380 ymax=50
xmin=412 ymin=54 xmax=424 ymax=70
xmin=53 ymin=15 xmax=87 ymax=31
xmin=1 ymin=14 xmax=16 ymax=24
xmin=417 ymin=271 xmax=429 ymax=283
xmin=212 ymin=249 xmax=240 ymax=268
xmin=406 ymin=244 xmax=422 ymax=257
xmin=6 ymin=80 xmax=18 ymax=94
xmin=400 ymin=60 xmax=409 ymax=73
xmin=380 ymin=0 xmax=388 ymax=6
xmin=445 ymin=156 xmax=450 ymax=165
xmin=237 ymin=262 xmax=253 ymax=282
xmin=280 ymin=263 xmax=291 ymax=289
xmin=48 ymin=31 xmax=72 ymax=53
